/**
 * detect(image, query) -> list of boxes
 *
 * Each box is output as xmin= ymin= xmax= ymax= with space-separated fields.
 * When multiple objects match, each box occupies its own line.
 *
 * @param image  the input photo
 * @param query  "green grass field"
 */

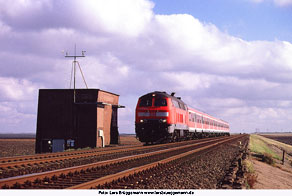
xmin=249 ymin=134 xmax=281 ymax=160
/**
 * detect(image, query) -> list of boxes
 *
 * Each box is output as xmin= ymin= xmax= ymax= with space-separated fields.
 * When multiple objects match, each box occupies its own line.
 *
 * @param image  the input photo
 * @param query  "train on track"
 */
xmin=135 ymin=91 xmax=230 ymax=144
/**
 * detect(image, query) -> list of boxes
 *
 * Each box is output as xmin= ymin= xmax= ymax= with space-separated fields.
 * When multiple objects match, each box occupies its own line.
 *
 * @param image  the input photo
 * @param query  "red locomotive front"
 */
xmin=135 ymin=92 xmax=171 ymax=143
xmin=135 ymin=91 xmax=189 ymax=143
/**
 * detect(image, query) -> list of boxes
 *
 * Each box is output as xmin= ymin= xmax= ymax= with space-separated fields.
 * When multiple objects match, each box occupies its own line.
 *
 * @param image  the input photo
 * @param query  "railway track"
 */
xmin=0 ymin=135 xmax=246 ymax=189
xmin=0 ymin=144 xmax=141 ymax=165
xmin=0 ymin=137 xmax=227 ymax=179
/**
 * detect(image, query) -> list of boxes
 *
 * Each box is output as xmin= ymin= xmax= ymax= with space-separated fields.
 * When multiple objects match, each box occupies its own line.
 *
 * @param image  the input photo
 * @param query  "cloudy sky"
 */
xmin=0 ymin=0 xmax=292 ymax=134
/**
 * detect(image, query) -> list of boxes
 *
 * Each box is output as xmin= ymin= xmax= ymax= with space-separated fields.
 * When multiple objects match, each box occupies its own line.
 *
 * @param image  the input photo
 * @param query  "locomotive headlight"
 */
xmin=140 ymin=119 xmax=144 ymax=123
xmin=156 ymin=112 xmax=169 ymax=117
xmin=162 ymin=119 xmax=167 ymax=123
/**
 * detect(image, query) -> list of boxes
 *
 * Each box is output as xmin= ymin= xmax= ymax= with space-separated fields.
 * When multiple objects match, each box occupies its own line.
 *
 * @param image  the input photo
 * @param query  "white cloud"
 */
xmin=0 ymin=101 xmax=36 ymax=133
xmin=0 ymin=20 xmax=11 ymax=34
xmin=0 ymin=77 xmax=39 ymax=133
xmin=250 ymin=0 xmax=264 ymax=3
xmin=0 ymin=0 xmax=52 ymax=18
xmin=274 ymin=0 xmax=292 ymax=6
xmin=0 ymin=77 xmax=40 ymax=101
xmin=249 ymin=0 xmax=292 ymax=6
xmin=0 ymin=0 xmax=292 ymax=133
xmin=76 ymin=0 xmax=154 ymax=37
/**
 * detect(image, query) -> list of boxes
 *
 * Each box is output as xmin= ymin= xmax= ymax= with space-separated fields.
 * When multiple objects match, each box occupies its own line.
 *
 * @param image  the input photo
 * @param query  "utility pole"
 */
xmin=65 ymin=44 xmax=87 ymax=103
xmin=64 ymin=45 xmax=87 ymax=146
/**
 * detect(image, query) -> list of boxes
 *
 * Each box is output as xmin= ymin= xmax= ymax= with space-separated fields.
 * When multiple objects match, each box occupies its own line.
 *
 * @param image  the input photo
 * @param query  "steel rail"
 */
xmin=68 ymin=135 xmax=245 ymax=189
xmin=0 ymin=136 xmax=226 ymax=169
xmin=0 ymin=144 xmax=142 ymax=164
xmin=0 ymin=135 xmax=241 ymax=188
xmin=0 ymin=136 xmax=227 ymax=164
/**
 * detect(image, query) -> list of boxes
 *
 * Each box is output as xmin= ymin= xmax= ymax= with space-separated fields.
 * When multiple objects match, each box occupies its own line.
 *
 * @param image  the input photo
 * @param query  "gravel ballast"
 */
xmin=134 ymin=136 xmax=249 ymax=189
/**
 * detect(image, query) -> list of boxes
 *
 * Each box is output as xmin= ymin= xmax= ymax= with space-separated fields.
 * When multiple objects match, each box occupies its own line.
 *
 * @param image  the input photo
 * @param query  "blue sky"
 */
xmin=152 ymin=0 xmax=292 ymax=42
xmin=0 ymin=0 xmax=292 ymax=134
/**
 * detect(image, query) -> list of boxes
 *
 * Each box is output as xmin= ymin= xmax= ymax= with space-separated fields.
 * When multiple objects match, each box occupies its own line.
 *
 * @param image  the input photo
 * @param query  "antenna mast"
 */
xmin=65 ymin=44 xmax=88 ymax=103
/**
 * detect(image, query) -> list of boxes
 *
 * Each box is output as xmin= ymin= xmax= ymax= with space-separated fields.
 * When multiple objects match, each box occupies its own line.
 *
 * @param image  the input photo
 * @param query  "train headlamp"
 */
xmin=140 ymin=119 xmax=144 ymax=123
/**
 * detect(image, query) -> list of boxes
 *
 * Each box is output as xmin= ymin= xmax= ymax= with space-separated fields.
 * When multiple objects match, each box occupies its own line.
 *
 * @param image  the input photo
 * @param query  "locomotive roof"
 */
xmin=139 ymin=91 xmax=187 ymax=106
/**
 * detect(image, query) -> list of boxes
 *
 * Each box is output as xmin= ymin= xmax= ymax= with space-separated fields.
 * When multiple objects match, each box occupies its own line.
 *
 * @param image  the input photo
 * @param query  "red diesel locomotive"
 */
xmin=135 ymin=91 xmax=230 ymax=143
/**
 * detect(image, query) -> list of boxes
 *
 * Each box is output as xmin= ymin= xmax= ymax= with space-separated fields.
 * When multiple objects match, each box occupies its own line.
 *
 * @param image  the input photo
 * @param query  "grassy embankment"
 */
xmin=249 ymin=134 xmax=292 ymax=162
xmin=249 ymin=134 xmax=281 ymax=162
xmin=245 ymin=134 xmax=292 ymax=188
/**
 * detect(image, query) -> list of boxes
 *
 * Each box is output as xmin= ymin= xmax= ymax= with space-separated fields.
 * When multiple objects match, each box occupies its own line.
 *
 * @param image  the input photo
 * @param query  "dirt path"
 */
xmin=252 ymin=158 xmax=292 ymax=189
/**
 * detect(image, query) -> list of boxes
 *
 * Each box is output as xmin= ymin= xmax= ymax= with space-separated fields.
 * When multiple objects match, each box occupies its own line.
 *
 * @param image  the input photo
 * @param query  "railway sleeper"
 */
xmin=0 ymin=140 xmax=201 ymax=179
xmin=1 ymin=136 xmax=244 ymax=189
xmin=100 ymin=136 xmax=248 ymax=189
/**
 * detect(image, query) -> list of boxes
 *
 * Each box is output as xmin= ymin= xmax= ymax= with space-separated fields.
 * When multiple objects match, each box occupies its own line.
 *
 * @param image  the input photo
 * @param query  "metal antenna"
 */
xmin=65 ymin=44 xmax=87 ymax=103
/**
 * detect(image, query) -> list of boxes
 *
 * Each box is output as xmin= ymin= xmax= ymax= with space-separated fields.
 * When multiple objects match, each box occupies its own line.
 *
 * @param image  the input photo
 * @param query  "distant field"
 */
xmin=119 ymin=134 xmax=142 ymax=146
xmin=0 ymin=133 xmax=35 ymax=139
xmin=0 ymin=135 xmax=141 ymax=158
xmin=260 ymin=133 xmax=292 ymax=146
xmin=0 ymin=139 xmax=35 ymax=157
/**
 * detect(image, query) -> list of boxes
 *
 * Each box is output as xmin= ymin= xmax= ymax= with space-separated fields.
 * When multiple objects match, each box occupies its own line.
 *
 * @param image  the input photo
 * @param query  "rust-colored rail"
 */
xmin=0 ymin=137 xmax=225 ymax=171
xmin=0 ymin=135 xmax=243 ymax=189
xmin=0 ymin=144 xmax=142 ymax=165
xmin=0 ymin=136 xmax=224 ymax=165
xmin=68 ymin=135 xmax=245 ymax=189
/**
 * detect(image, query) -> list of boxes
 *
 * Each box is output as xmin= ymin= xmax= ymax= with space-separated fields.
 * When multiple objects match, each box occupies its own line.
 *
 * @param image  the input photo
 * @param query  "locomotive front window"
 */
xmin=154 ymin=98 xmax=167 ymax=106
xmin=139 ymin=98 xmax=152 ymax=107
